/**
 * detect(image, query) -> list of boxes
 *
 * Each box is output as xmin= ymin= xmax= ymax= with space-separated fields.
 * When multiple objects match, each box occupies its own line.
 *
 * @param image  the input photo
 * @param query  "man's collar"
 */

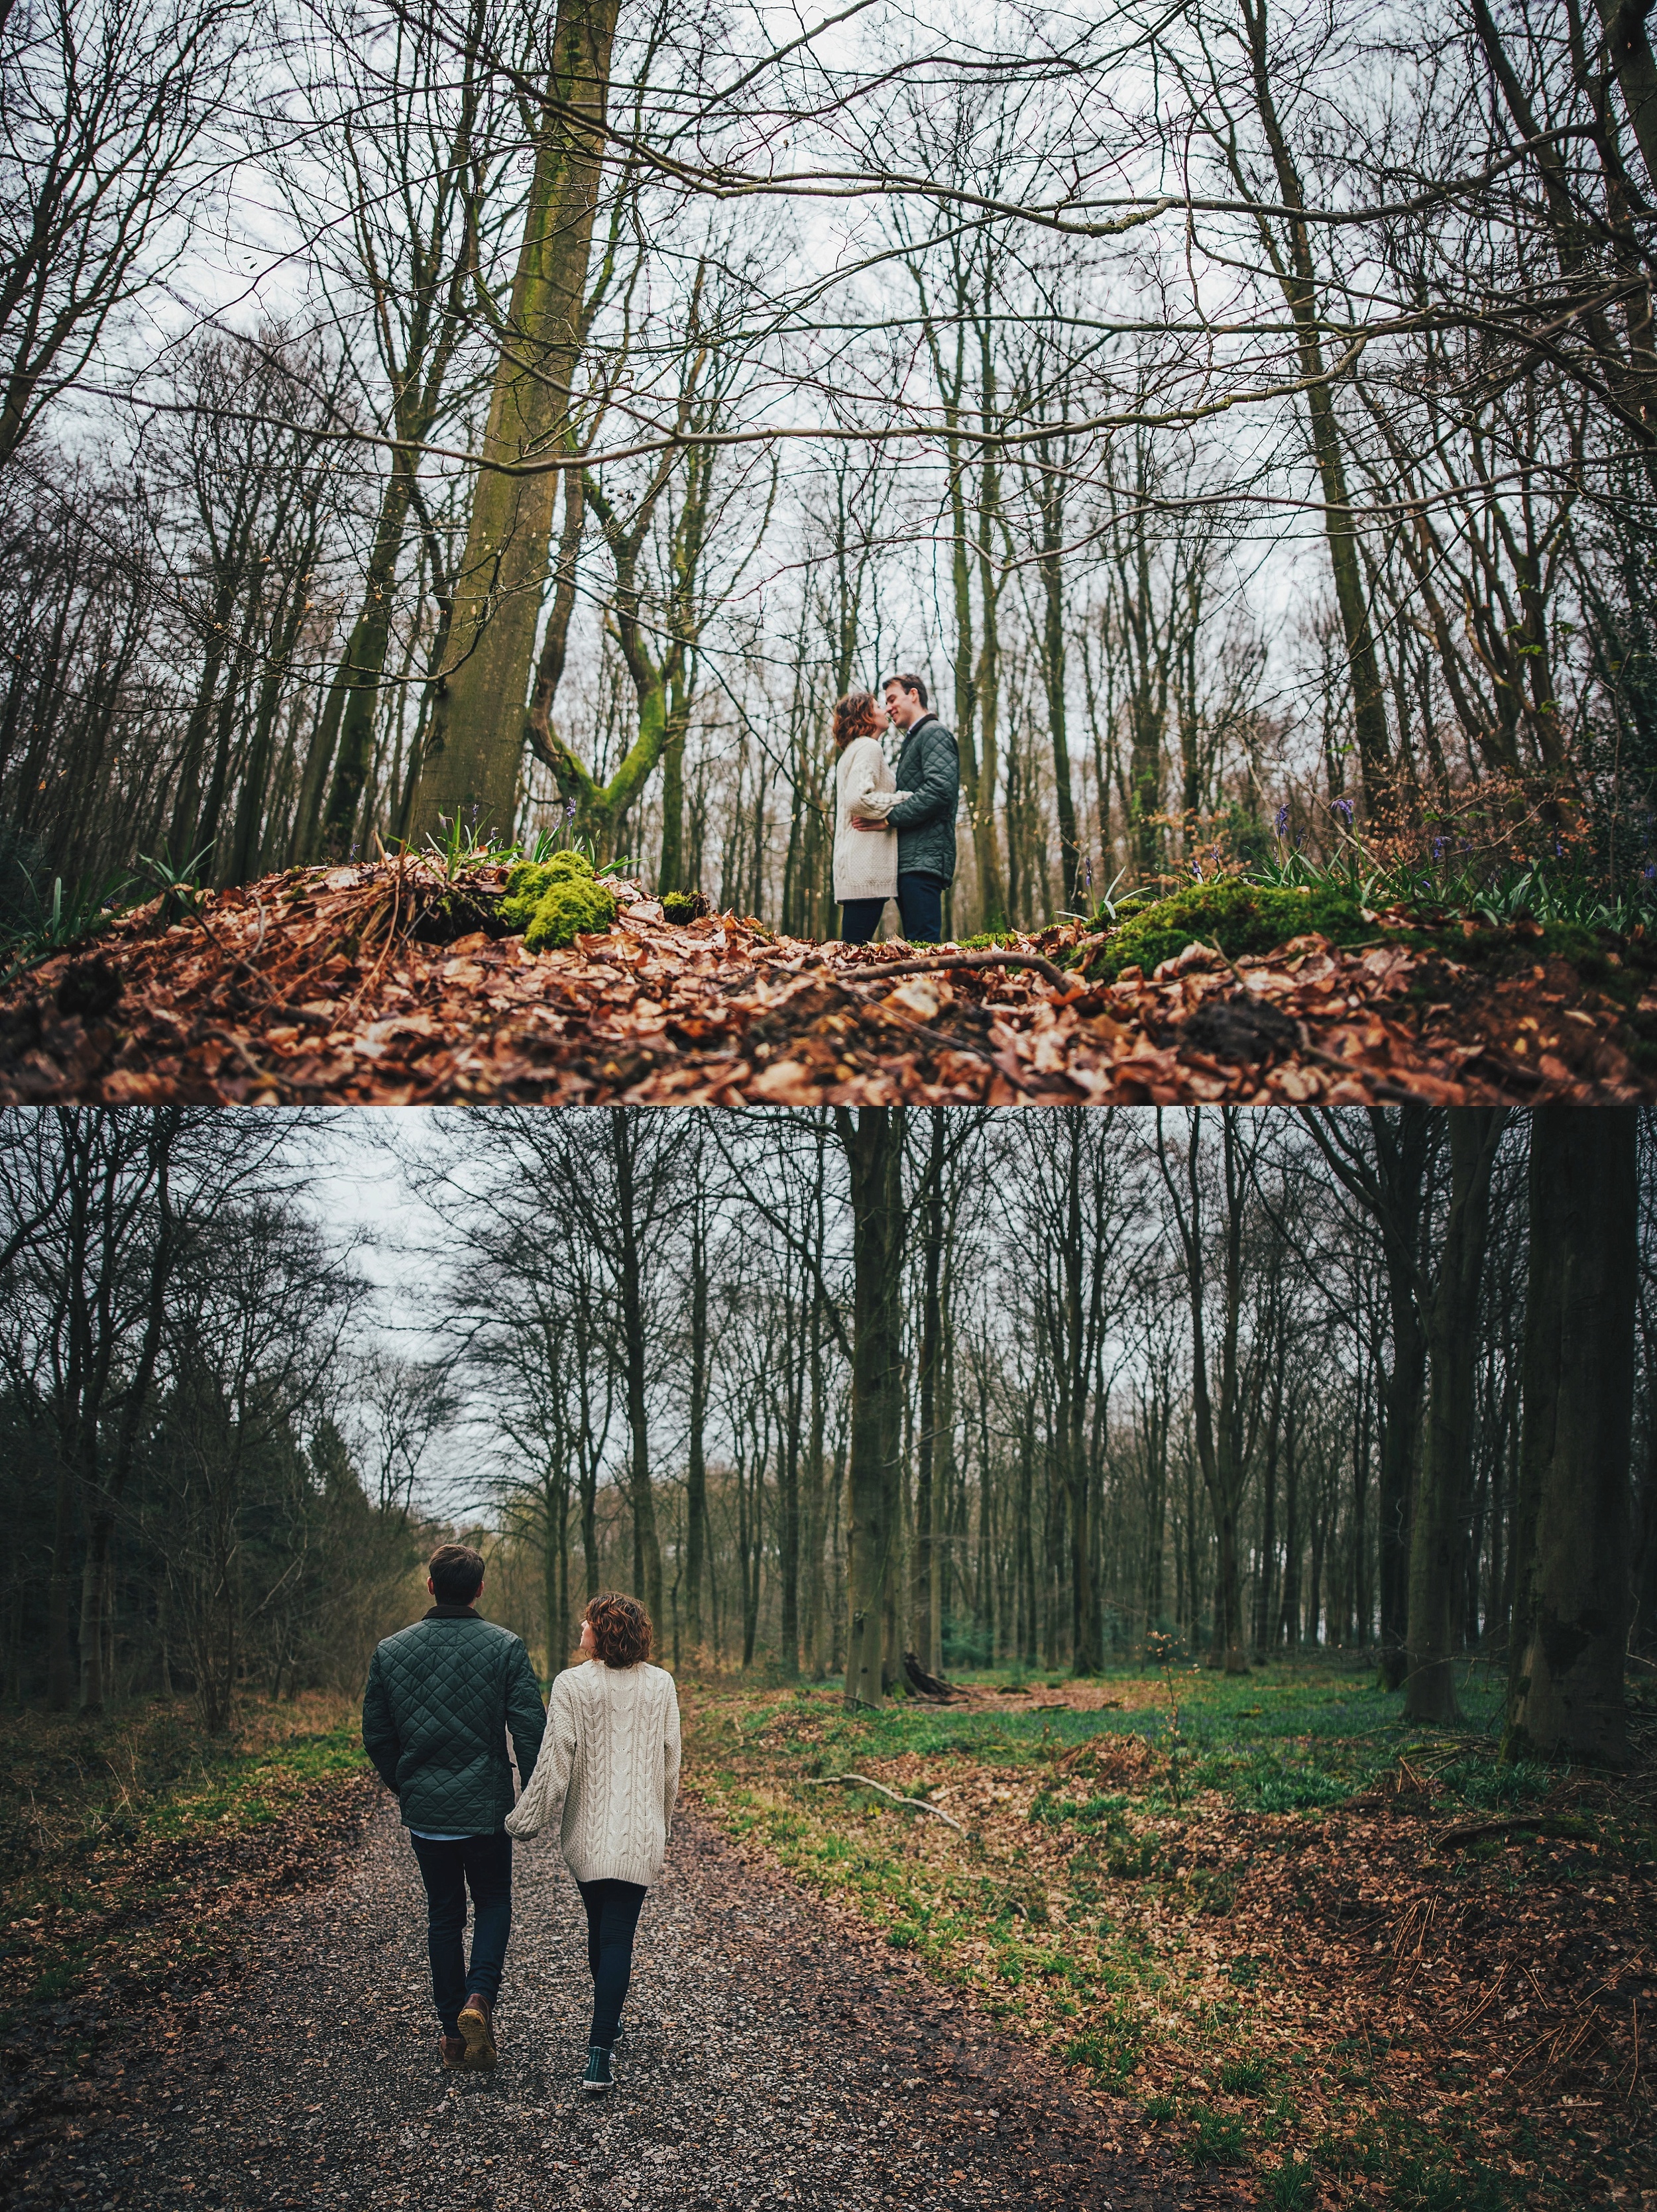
xmin=423 ymin=1603 xmax=480 ymax=1620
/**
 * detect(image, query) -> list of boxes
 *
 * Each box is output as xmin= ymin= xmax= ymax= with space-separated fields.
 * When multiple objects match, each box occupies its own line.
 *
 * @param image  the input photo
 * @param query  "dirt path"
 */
xmin=34 ymin=1802 xmax=1245 ymax=2212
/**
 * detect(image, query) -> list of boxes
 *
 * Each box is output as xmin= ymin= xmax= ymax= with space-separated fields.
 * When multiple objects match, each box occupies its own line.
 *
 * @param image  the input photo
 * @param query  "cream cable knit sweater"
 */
xmin=504 ymin=1659 xmax=681 ymax=1887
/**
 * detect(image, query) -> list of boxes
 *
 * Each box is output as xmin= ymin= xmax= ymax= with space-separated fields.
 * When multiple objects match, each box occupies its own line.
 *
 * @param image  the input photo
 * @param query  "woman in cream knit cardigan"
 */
xmin=831 ymin=690 xmax=907 ymax=944
xmin=505 ymin=1592 xmax=680 ymax=2095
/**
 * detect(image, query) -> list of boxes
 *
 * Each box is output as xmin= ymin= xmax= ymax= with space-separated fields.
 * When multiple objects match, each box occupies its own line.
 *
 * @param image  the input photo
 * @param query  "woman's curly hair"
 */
xmin=830 ymin=690 xmax=883 ymax=750
xmin=585 ymin=1590 xmax=652 ymax=1668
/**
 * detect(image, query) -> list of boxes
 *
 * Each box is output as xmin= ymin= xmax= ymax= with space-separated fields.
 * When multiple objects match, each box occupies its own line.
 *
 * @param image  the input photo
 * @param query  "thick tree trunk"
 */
xmin=1405 ymin=1108 xmax=1505 ymax=1723
xmin=418 ymin=0 xmax=619 ymax=835
xmin=913 ymin=1111 xmax=944 ymax=1670
xmin=1505 ymin=1108 xmax=1638 ymax=1765
xmin=840 ymin=1107 xmax=905 ymax=1709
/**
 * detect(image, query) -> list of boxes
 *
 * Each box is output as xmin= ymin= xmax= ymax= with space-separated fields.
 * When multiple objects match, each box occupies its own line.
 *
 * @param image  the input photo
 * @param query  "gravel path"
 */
xmin=46 ymin=1802 xmax=1245 ymax=2212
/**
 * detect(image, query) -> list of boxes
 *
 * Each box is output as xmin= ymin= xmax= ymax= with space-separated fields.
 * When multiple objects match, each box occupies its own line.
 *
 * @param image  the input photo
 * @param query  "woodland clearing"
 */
xmin=1 ymin=860 xmax=1653 ymax=1107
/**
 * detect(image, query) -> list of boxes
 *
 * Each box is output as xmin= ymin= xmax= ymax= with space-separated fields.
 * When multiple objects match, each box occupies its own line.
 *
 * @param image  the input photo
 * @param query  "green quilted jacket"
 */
xmin=886 ymin=715 xmax=960 ymax=884
xmin=361 ymin=1604 xmax=546 ymax=1835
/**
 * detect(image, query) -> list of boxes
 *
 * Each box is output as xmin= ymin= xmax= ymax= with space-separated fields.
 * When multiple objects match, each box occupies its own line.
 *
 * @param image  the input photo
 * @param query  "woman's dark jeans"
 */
xmin=839 ymin=873 xmax=945 ymax=946
xmin=577 ymin=1877 xmax=648 ymax=2048
xmin=409 ymin=1831 xmax=513 ymax=2036
xmin=838 ymin=897 xmax=885 ymax=945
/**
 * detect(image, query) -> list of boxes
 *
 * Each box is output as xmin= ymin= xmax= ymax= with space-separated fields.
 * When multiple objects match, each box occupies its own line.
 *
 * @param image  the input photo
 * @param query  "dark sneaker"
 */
xmin=439 ymin=2035 xmax=468 ymax=2072
xmin=581 ymin=2045 xmax=613 ymax=2095
xmin=457 ymin=1993 xmax=498 ymax=2071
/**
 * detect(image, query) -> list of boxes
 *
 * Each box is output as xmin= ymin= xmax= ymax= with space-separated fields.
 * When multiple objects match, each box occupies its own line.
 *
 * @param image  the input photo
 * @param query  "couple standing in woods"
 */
xmin=831 ymin=671 xmax=961 ymax=944
xmin=362 ymin=1545 xmax=681 ymax=2097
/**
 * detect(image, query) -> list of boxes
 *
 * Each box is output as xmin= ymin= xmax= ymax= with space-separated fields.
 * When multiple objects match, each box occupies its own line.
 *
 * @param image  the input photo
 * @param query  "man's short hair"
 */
xmin=428 ymin=1543 xmax=485 ymax=1604
xmin=883 ymin=671 xmax=928 ymax=709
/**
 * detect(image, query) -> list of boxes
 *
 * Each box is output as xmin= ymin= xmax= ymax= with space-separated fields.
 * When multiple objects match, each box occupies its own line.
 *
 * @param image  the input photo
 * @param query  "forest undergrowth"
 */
xmin=683 ymin=1660 xmax=1657 ymax=2211
xmin=0 ymin=1695 xmax=378 ymax=2190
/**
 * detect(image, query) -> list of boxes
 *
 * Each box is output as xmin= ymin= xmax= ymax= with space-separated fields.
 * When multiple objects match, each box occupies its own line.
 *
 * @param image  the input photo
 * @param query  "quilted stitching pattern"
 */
xmin=362 ymin=1617 xmax=546 ymax=1835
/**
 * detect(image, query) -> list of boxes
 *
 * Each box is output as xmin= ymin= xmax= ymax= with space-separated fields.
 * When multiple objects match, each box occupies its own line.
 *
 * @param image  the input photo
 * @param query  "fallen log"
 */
xmin=902 ymin=1649 xmax=967 ymax=1701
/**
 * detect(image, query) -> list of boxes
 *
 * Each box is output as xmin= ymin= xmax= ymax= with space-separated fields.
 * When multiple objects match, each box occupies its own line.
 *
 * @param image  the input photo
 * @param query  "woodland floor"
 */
xmin=5 ymin=1667 xmax=1654 ymax=2212
xmin=2 ymin=859 xmax=1654 ymax=1105
xmin=6 ymin=1793 xmax=1241 ymax=2212
xmin=683 ymin=1663 xmax=1657 ymax=2211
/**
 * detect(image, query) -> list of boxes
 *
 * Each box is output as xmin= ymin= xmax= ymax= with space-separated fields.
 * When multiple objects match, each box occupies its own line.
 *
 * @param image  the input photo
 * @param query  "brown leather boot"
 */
xmin=439 ymin=2034 xmax=467 ymax=2072
xmin=457 ymin=1992 xmax=497 ymax=2070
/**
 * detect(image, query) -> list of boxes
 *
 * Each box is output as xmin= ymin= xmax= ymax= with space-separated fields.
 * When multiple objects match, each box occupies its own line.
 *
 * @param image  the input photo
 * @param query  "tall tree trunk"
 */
xmin=1237 ymin=0 xmax=1393 ymax=815
xmin=839 ymin=1107 xmax=905 ymax=1709
xmin=1505 ymin=1108 xmax=1638 ymax=1764
xmin=611 ymin=1112 xmax=663 ymax=1625
xmin=779 ymin=1307 xmax=802 ymax=1678
xmin=685 ymin=1195 xmax=709 ymax=1653
xmin=418 ymin=0 xmax=620 ymax=835
xmin=1406 ymin=1108 xmax=1506 ymax=1724
xmin=913 ymin=1111 xmax=944 ymax=1669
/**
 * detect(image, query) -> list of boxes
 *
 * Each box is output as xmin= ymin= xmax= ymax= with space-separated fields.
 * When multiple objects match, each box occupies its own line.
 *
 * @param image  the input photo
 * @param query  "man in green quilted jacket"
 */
xmin=362 ymin=1543 xmax=546 ymax=2072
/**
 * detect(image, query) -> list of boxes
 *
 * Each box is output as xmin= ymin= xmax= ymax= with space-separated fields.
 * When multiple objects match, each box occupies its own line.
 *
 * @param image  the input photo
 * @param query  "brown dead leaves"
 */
xmin=1 ymin=859 xmax=1651 ymax=1105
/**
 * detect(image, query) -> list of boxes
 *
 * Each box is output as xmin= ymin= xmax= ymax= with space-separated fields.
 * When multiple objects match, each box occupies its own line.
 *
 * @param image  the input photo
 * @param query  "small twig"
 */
xmin=801 ymin=1772 xmax=964 ymax=1830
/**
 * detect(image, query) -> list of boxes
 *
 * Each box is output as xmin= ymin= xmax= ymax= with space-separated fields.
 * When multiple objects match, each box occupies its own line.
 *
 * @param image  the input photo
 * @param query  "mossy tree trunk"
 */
xmin=1405 ymin=1108 xmax=1507 ymax=1724
xmin=838 ymin=1106 xmax=906 ymax=1710
xmin=417 ymin=0 xmax=620 ymax=838
xmin=1505 ymin=1107 xmax=1638 ymax=1765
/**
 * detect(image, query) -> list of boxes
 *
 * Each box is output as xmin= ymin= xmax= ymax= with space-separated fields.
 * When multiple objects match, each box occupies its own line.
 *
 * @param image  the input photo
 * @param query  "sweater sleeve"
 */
xmin=661 ymin=1680 xmax=682 ymax=1840
xmin=842 ymin=739 xmax=903 ymax=820
xmin=361 ymin=1648 xmax=400 ymax=1795
xmin=504 ymin=1673 xmax=576 ymax=1838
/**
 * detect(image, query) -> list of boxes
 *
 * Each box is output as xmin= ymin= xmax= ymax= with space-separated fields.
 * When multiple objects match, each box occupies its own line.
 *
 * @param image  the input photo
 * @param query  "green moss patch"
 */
xmin=1087 ymin=881 xmax=1373 ymax=980
xmin=500 ymin=852 xmax=620 ymax=950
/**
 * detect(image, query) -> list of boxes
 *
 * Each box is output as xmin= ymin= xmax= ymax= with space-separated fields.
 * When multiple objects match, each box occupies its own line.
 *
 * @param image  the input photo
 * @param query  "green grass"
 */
xmin=1072 ymin=857 xmax=1657 ymax=997
xmin=0 ymin=1696 xmax=371 ymax=2022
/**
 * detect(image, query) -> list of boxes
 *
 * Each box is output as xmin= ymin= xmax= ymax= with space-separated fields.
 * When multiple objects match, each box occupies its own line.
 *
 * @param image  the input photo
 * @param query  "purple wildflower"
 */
xmin=1275 ymin=804 xmax=1289 ymax=836
xmin=1432 ymin=836 xmax=1446 ymax=861
xmin=1332 ymin=797 xmax=1353 ymax=826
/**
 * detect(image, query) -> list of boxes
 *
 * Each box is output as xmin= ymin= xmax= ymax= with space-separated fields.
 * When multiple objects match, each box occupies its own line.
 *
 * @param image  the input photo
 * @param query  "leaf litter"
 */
xmin=2 ymin=859 xmax=1653 ymax=1104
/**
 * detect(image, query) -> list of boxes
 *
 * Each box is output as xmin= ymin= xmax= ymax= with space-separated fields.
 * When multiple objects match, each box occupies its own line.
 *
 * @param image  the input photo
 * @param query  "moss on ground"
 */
xmin=1085 ymin=881 xmax=1374 ymax=979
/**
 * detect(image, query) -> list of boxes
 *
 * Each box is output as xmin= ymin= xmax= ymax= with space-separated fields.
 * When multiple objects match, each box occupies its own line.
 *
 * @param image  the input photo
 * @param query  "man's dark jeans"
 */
xmin=409 ymin=1831 xmax=512 ymax=2036
xmin=896 ymin=871 xmax=944 ymax=944
xmin=838 ymin=871 xmax=946 ymax=948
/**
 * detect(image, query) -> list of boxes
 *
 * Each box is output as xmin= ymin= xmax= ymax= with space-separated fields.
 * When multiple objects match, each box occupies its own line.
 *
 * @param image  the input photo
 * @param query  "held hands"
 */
xmin=850 ymin=814 xmax=891 ymax=833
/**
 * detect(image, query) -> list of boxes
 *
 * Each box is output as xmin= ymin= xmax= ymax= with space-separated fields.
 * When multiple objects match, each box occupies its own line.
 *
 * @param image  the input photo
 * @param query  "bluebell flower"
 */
xmin=1645 ymin=861 xmax=1656 ymax=880
xmin=1275 ymin=804 xmax=1289 ymax=836
xmin=1332 ymin=797 xmax=1353 ymax=826
xmin=1432 ymin=837 xmax=1446 ymax=860
xmin=1190 ymin=857 xmax=1203 ymax=880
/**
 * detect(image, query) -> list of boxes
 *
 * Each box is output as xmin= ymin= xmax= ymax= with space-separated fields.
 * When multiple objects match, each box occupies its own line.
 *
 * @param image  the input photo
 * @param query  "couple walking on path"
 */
xmin=361 ymin=1544 xmax=680 ymax=2096
xmin=831 ymin=671 xmax=960 ymax=945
